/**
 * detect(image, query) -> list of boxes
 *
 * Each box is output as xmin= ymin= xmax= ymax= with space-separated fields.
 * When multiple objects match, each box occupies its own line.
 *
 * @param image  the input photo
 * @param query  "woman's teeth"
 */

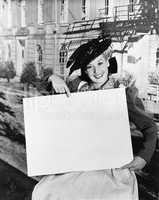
xmin=95 ymin=75 xmax=103 ymax=79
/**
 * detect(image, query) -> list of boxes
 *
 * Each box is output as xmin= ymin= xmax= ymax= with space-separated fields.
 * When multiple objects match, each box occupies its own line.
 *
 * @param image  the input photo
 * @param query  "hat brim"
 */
xmin=67 ymin=38 xmax=112 ymax=76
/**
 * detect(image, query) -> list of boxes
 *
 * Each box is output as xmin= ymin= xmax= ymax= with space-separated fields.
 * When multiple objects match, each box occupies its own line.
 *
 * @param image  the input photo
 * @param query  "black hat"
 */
xmin=66 ymin=37 xmax=117 ymax=75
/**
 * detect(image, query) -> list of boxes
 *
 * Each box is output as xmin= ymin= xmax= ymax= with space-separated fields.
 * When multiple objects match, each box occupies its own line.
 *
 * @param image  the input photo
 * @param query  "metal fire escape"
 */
xmin=63 ymin=0 xmax=159 ymax=53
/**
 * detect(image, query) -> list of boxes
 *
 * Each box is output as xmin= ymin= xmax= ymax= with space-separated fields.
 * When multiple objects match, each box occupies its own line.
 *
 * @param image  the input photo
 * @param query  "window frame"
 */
xmin=60 ymin=0 xmax=68 ymax=23
xmin=156 ymin=47 xmax=159 ymax=67
xmin=38 ymin=0 xmax=44 ymax=25
xmin=59 ymin=44 xmax=68 ymax=76
xmin=21 ymin=0 xmax=26 ymax=27
xmin=105 ymin=0 xmax=109 ymax=15
xmin=129 ymin=0 xmax=134 ymax=13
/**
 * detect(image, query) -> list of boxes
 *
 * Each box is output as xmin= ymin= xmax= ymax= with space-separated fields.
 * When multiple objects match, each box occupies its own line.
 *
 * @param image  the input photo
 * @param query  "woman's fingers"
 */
xmin=121 ymin=161 xmax=134 ymax=169
xmin=54 ymin=85 xmax=71 ymax=97
xmin=64 ymin=85 xmax=71 ymax=97
xmin=121 ymin=156 xmax=147 ymax=171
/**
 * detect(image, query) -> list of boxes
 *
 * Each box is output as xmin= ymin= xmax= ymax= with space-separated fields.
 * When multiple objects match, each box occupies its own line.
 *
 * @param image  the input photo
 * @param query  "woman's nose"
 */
xmin=94 ymin=66 xmax=102 ymax=75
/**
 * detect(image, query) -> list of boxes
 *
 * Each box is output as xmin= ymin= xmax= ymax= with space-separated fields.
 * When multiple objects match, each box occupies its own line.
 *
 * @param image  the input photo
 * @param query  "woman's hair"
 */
xmin=80 ymin=68 xmax=92 ymax=83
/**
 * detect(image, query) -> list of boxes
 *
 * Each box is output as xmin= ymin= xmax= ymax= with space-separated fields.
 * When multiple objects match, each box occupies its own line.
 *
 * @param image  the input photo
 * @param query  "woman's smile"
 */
xmin=94 ymin=74 xmax=104 ymax=79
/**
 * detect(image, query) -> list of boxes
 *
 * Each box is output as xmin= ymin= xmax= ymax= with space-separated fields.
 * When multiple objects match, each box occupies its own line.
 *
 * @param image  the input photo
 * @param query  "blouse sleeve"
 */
xmin=126 ymin=89 xmax=157 ymax=163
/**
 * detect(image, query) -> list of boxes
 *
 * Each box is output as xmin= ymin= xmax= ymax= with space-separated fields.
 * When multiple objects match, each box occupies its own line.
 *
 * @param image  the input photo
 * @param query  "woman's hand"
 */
xmin=126 ymin=86 xmax=139 ymax=105
xmin=121 ymin=156 xmax=147 ymax=171
xmin=48 ymin=75 xmax=71 ymax=97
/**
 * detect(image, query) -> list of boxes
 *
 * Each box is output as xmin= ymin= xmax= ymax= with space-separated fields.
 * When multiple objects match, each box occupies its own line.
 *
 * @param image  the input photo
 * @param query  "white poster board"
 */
xmin=23 ymin=88 xmax=133 ymax=177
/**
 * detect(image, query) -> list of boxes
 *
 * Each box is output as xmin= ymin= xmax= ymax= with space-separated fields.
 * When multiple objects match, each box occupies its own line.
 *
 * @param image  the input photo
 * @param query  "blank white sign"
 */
xmin=23 ymin=88 xmax=133 ymax=177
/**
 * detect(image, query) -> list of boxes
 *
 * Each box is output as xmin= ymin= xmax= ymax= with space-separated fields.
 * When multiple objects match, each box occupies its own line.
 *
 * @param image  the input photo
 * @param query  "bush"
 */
xmin=34 ymin=68 xmax=53 ymax=95
xmin=117 ymin=70 xmax=135 ymax=87
xmin=0 ymin=61 xmax=16 ymax=82
xmin=41 ymin=68 xmax=53 ymax=80
xmin=20 ymin=62 xmax=37 ymax=89
xmin=0 ymin=92 xmax=25 ymax=145
xmin=148 ymin=71 xmax=159 ymax=85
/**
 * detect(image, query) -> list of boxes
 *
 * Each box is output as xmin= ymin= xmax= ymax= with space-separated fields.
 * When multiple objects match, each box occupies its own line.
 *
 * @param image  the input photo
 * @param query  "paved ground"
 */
xmin=0 ymin=158 xmax=153 ymax=200
xmin=0 ymin=158 xmax=37 ymax=200
xmin=0 ymin=81 xmax=37 ymax=199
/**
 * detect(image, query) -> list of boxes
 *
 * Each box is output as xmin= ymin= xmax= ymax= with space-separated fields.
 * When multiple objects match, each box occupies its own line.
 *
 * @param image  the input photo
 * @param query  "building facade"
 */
xmin=1 ymin=0 xmax=159 ymax=98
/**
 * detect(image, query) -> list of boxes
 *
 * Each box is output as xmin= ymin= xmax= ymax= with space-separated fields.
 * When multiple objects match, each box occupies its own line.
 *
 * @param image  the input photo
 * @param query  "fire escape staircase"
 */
xmin=63 ymin=17 xmax=110 ymax=51
xmin=63 ymin=1 xmax=159 ymax=53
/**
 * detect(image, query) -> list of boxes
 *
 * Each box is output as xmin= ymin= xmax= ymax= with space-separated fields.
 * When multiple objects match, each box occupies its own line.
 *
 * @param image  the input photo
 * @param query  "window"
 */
xmin=36 ymin=44 xmax=43 ymax=76
xmin=21 ymin=0 xmax=26 ymax=27
xmin=105 ymin=0 xmax=109 ymax=15
xmin=59 ymin=44 xmax=68 ymax=75
xmin=82 ymin=0 xmax=86 ymax=20
xmin=7 ymin=0 xmax=12 ymax=28
xmin=97 ymin=0 xmax=109 ymax=17
xmin=127 ymin=55 xmax=141 ymax=64
xmin=37 ymin=44 xmax=43 ymax=62
xmin=129 ymin=0 xmax=134 ymax=12
xmin=81 ymin=0 xmax=90 ymax=20
xmin=8 ymin=44 xmax=11 ymax=58
xmin=38 ymin=0 xmax=44 ymax=24
xmin=127 ymin=55 xmax=136 ymax=64
xmin=60 ymin=0 xmax=68 ymax=23
xmin=22 ymin=49 xmax=24 ymax=58
xmin=60 ymin=0 xmax=64 ymax=22
xmin=156 ymin=48 xmax=159 ymax=67
xmin=59 ymin=44 xmax=67 ymax=64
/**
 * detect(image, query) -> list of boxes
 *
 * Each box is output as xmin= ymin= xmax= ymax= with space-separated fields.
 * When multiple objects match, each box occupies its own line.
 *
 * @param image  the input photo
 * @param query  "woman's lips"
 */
xmin=94 ymin=74 xmax=103 ymax=79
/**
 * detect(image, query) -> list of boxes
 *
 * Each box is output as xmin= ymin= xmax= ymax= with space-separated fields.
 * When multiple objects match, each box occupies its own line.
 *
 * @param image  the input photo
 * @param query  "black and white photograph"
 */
xmin=0 ymin=0 xmax=158 ymax=199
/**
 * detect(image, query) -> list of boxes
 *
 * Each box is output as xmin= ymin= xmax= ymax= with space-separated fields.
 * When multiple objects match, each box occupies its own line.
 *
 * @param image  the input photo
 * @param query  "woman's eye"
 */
xmin=98 ymin=62 xmax=103 ymax=65
xmin=86 ymin=66 xmax=93 ymax=70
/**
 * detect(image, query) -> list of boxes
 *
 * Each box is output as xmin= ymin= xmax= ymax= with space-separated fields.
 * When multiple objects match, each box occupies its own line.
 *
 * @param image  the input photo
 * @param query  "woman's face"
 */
xmin=85 ymin=54 xmax=109 ymax=86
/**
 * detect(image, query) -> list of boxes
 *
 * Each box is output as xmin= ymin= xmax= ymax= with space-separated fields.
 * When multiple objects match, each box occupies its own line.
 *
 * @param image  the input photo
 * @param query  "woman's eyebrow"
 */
xmin=98 ymin=59 xmax=104 ymax=62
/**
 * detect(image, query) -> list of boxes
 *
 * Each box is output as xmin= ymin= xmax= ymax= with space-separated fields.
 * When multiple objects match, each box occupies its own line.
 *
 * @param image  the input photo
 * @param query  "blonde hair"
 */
xmin=102 ymin=45 xmax=113 ymax=61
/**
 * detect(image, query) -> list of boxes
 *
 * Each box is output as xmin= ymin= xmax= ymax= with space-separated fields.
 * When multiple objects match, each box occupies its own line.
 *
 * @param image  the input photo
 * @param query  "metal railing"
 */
xmin=65 ymin=3 xmax=145 ymax=34
xmin=113 ymin=3 xmax=142 ymax=21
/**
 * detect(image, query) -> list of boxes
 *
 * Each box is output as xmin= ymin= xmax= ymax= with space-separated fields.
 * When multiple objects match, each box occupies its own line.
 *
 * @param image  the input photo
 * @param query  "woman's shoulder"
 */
xmin=67 ymin=76 xmax=88 ymax=92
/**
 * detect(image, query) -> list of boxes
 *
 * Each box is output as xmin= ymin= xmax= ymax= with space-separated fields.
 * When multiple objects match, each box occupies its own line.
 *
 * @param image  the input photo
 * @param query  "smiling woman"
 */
xmin=32 ymin=37 xmax=157 ymax=200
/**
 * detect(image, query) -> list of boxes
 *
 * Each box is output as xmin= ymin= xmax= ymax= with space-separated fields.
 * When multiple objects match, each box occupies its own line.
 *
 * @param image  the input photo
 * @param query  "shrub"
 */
xmin=0 ymin=61 xmax=16 ymax=82
xmin=35 ymin=68 xmax=53 ymax=95
xmin=20 ymin=62 xmax=37 ymax=89
xmin=148 ymin=71 xmax=159 ymax=85
xmin=117 ymin=70 xmax=135 ymax=87
xmin=41 ymin=68 xmax=53 ymax=80
xmin=0 ymin=92 xmax=25 ymax=145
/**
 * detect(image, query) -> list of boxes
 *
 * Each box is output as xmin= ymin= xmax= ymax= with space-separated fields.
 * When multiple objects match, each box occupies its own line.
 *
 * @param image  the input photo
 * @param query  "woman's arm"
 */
xmin=137 ymin=124 xmax=157 ymax=163
xmin=48 ymin=74 xmax=71 ymax=96
xmin=48 ymin=74 xmax=84 ymax=94
xmin=123 ymin=87 xmax=158 ymax=171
